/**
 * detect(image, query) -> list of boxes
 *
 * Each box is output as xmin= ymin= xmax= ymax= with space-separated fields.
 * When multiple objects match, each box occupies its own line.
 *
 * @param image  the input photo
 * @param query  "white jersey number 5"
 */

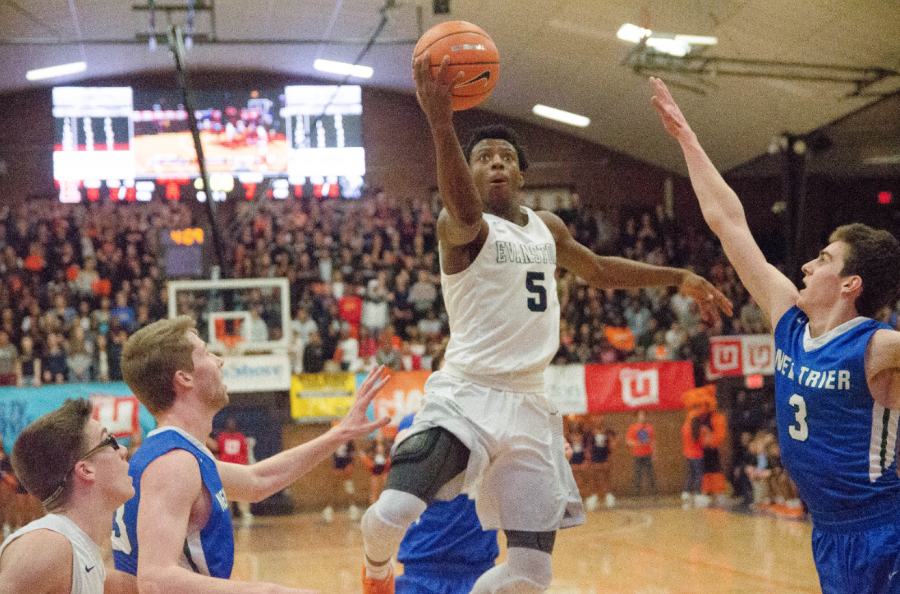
xmin=788 ymin=394 xmax=809 ymax=441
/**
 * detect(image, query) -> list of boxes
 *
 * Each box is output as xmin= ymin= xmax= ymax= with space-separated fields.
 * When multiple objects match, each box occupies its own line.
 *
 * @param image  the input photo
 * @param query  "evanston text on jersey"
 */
xmin=495 ymin=241 xmax=556 ymax=265
xmin=775 ymin=348 xmax=851 ymax=390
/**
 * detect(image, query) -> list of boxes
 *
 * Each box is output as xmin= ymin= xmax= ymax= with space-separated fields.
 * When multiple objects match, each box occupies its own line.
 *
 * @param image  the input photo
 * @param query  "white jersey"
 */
xmin=441 ymin=206 xmax=560 ymax=392
xmin=0 ymin=513 xmax=106 ymax=594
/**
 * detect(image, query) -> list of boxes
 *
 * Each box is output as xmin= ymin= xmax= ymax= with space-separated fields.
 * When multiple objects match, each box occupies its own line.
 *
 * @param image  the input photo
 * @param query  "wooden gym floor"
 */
xmin=230 ymin=498 xmax=821 ymax=594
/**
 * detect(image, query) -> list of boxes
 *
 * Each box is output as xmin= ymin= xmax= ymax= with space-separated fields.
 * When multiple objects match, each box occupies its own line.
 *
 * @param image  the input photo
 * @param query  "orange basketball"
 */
xmin=412 ymin=21 xmax=499 ymax=111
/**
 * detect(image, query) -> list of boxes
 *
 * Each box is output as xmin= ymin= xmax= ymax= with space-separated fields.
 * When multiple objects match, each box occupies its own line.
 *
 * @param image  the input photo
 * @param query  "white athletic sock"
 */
xmin=361 ymin=490 xmax=426 ymax=578
xmin=470 ymin=547 xmax=553 ymax=594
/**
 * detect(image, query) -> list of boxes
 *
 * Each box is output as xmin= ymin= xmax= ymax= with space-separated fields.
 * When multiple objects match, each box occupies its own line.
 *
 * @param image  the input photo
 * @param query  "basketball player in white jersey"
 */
xmin=360 ymin=55 xmax=732 ymax=594
xmin=0 ymin=398 xmax=137 ymax=594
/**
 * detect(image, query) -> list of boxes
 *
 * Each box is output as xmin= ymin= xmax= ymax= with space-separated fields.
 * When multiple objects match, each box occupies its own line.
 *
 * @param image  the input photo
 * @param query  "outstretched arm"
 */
xmin=413 ymin=53 xmax=487 ymax=249
xmin=650 ymin=77 xmax=798 ymax=328
xmin=538 ymin=211 xmax=732 ymax=322
xmin=216 ymin=367 xmax=391 ymax=503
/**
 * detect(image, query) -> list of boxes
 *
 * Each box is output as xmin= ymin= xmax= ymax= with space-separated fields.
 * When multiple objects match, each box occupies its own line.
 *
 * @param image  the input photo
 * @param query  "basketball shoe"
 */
xmin=362 ymin=564 xmax=394 ymax=594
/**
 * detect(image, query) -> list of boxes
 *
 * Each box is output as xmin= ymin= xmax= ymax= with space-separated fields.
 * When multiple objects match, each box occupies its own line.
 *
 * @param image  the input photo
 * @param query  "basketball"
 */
xmin=412 ymin=21 xmax=499 ymax=111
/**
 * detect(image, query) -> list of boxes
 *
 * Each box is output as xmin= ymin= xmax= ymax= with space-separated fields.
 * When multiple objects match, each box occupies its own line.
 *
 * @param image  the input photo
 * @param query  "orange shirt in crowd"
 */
xmin=627 ymin=422 xmax=654 ymax=457
xmin=605 ymin=326 xmax=635 ymax=351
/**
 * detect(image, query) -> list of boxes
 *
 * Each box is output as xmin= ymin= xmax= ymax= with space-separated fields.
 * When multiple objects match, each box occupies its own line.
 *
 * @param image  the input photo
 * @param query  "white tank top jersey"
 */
xmin=441 ymin=206 xmax=560 ymax=392
xmin=0 ymin=513 xmax=106 ymax=594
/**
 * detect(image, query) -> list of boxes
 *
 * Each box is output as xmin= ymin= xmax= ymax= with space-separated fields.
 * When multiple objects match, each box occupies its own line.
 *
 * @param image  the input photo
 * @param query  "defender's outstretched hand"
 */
xmin=413 ymin=52 xmax=463 ymax=126
xmin=332 ymin=365 xmax=392 ymax=441
xmin=678 ymin=272 xmax=733 ymax=322
xmin=650 ymin=77 xmax=696 ymax=143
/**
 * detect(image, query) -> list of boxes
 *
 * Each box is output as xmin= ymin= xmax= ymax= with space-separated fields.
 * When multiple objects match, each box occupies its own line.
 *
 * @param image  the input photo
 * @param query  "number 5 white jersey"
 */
xmin=441 ymin=206 xmax=559 ymax=392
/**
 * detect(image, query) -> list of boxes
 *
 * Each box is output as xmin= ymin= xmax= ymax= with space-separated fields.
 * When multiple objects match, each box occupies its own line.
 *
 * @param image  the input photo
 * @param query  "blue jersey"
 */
xmin=774 ymin=306 xmax=900 ymax=529
xmin=112 ymin=427 xmax=234 ymax=578
xmin=398 ymin=494 xmax=498 ymax=577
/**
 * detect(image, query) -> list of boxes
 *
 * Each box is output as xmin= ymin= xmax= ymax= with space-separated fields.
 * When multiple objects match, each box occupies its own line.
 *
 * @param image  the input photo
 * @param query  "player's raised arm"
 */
xmin=414 ymin=52 xmax=485 ymax=248
xmin=650 ymin=77 xmax=798 ymax=328
xmin=216 ymin=367 xmax=390 ymax=503
xmin=537 ymin=210 xmax=732 ymax=322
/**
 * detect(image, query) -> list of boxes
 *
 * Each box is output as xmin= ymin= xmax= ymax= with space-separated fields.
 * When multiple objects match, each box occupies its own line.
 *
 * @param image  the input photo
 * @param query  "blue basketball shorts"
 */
xmin=396 ymin=569 xmax=482 ymax=594
xmin=812 ymin=520 xmax=900 ymax=594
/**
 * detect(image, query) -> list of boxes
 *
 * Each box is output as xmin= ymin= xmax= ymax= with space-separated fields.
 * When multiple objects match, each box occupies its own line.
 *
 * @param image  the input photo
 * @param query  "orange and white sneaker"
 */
xmin=362 ymin=564 xmax=395 ymax=594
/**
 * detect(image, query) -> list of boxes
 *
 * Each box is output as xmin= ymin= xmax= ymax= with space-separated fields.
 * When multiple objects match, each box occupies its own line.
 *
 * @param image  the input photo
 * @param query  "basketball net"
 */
xmin=218 ymin=334 xmax=246 ymax=357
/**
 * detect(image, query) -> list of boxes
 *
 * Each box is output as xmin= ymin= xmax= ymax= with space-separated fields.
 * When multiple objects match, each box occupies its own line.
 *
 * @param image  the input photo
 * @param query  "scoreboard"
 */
xmin=53 ymin=85 xmax=366 ymax=203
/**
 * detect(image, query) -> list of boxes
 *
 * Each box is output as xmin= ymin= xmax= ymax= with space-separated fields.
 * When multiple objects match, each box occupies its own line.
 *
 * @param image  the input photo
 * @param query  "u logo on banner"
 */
xmin=748 ymin=344 xmax=772 ymax=369
xmin=619 ymin=368 xmax=660 ymax=407
xmin=90 ymin=395 xmax=139 ymax=439
xmin=711 ymin=342 xmax=741 ymax=373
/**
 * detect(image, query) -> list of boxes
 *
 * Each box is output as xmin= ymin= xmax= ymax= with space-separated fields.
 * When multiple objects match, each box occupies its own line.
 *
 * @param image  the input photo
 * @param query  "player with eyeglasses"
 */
xmin=0 ymin=398 xmax=138 ymax=594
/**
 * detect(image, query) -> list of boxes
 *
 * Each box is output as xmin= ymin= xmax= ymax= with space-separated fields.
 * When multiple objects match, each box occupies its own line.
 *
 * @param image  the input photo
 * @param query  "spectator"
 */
xmin=0 ymin=332 xmax=18 ymax=386
xmin=95 ymin=334 xmax=109 ymax=382
xmin=408 ymin=269 xmax=437 ymax=317
xmin=416 ymin=308 xmax=442 ymax=342
xmin=680 ymin=319 xmax=712 ymax=386
xmin=15 ymin=336 xmax=40 ymax=388
xmin=362 ymin=275 xmax=390 ymax=334
xmin=338 ymin=283 xmax=363 ymax=331
xmin=302 ymin=330 xmax=327 ymax=374
xmin=627 ymin=411 xmax=657 ymax=498
xmin=106 ymin=326 xmax=127 ymax=382
xmin=51 ymin=294 xmax=76 ymax=331
xmin=215 ymin=418 xmax=253 ymax=524
xmin=338 ymin=327 xmax=362 ymax=373
xmin=585 ymin=415 xmax=617 ymax=509
xmin=682 ymin=411 xmax=705 ymax=507
xmin=664 ymin=321 xmax=686 ymax=354
xmin=65 ymin=325 xmax=93 ymax=383
xmin=41 ymin=332 xmax=67 ymax=384
xmin=740 ymin=295 xmax=768 ymax=334
xmin=247 ymin=304 xmax=270 ymax=343
xmin=358 ymin=325 xmax=378 ymax=369
xmin=624 ymin=297 xmax=652 ymax=345
xmin=374 ymin=331 xmax=402 ymax=371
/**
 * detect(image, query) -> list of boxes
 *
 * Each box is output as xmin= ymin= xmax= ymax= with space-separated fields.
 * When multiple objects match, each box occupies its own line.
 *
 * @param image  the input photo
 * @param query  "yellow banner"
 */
xmin=289 ymin=372 xmax=356 ymax=420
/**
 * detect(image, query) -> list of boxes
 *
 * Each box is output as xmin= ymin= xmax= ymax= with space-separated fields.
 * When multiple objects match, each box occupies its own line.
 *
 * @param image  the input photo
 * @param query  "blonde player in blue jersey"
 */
xmin=652 ymin=76 xmax=900 ymax=593
xmin=359 ymin=54 xmax=732 ymax=594
xmin=114 ymin=316 xmax=390 ymax=594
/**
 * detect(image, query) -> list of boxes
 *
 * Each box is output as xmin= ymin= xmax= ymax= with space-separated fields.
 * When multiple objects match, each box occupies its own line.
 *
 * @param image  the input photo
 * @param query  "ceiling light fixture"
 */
xmin=532 ymin=104 xmax=590 ymax=128
xmin=26 ymin=61 xmax=87 ymax=81
xmin=617 ymin=23 xmax=717 ymax=58
xmin=313 ymin=59 xmax=373 ymax=79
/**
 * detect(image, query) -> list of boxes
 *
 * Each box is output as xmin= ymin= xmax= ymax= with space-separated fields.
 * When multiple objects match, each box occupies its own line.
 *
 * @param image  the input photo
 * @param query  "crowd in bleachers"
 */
xmin=0 ymin=190 xmax=790 ymax=386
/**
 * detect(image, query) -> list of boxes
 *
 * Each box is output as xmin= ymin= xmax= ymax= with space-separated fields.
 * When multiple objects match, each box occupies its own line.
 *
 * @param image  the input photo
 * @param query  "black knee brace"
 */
xmin=385 ymin=427 xmax=470 ymax=502
xmin=505 ymin=530 xmax=557 ymax=554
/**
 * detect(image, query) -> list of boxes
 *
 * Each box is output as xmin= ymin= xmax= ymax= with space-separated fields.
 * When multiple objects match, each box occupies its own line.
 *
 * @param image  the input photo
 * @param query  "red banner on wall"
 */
xmin=583 ymin=361 xmax=695 ymax=412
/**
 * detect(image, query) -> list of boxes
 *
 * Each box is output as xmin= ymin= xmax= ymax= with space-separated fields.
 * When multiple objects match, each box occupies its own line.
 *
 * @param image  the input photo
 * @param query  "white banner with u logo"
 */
xmin=709 ymin=334 xmax=775 ymax=377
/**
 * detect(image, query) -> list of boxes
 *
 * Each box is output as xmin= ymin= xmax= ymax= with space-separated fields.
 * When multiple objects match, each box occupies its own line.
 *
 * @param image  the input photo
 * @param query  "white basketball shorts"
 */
xmin=395 ymin=370 xmax=586 ymax=532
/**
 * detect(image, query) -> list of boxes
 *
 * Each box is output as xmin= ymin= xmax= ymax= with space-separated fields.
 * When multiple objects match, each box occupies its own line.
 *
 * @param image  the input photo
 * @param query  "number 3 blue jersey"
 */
xmin=774 ymin=306 xmax=900 ymax=530
xmin=112 ymin=427 xmax=235 ymax=578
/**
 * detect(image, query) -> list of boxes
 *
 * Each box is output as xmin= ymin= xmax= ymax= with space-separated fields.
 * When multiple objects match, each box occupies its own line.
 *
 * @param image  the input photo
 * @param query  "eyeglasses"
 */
xmin=42 ymin=434 xmax=120 ymax=509
xmin=80 ymin=434 xmax=120 ymax=461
